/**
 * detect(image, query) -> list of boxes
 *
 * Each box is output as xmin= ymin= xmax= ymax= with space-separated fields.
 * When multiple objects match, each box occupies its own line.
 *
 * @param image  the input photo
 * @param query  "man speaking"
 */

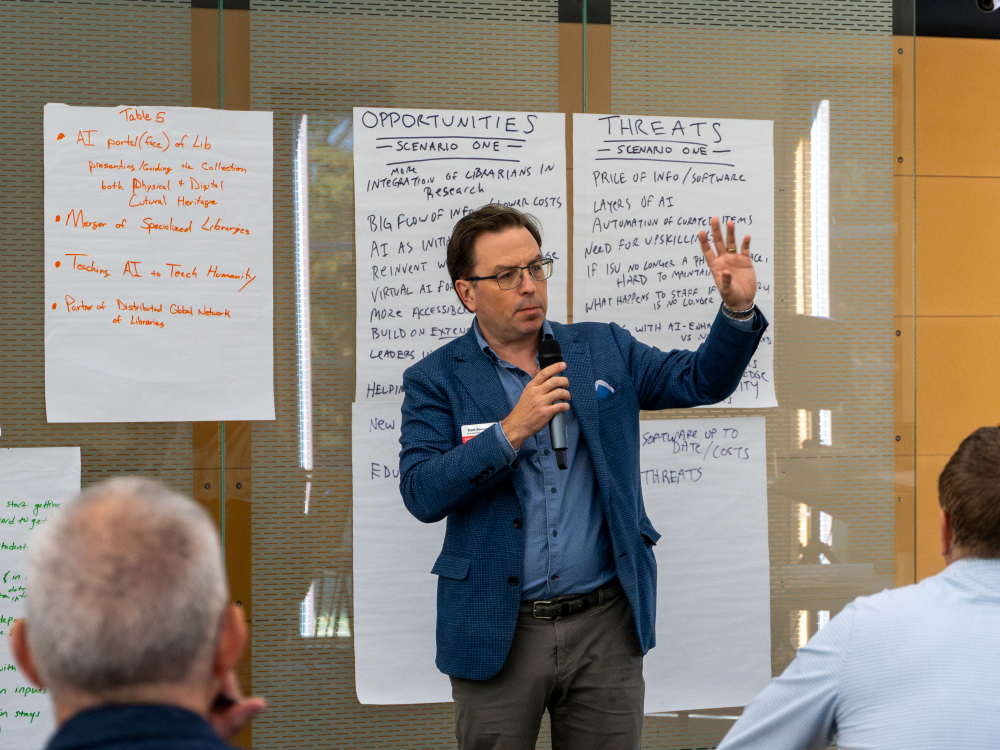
xmin=399 ymin=204 xmax=766 ymax=749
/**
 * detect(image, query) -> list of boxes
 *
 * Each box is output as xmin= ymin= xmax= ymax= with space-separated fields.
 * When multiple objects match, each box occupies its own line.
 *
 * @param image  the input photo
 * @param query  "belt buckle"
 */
xmin=532 ymin=599 xmax=556 ymax=619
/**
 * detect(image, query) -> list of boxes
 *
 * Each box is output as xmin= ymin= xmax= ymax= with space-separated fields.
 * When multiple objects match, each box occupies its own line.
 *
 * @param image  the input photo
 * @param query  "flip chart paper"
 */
xmin=353 ymin=108 xmax=567 ymax=402
xmin=352 ymin=401 xmax=450 ymax=704
xmin=640 ymin=416 xmax=771 ymax=713
xmin=44 ymin=104 xmax=274 ymax=422
xmin=573 ymin=114 xmax=775 ymax=408
xmin=353 ymin=403 xmax=770 ymax=710
xmin=0 ymin=447 xmax=81 ymax=749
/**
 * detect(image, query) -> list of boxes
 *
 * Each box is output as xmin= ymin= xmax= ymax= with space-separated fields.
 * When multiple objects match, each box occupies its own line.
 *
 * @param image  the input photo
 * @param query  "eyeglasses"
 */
xmin=463 ymin=258 xmax=554 ymax=290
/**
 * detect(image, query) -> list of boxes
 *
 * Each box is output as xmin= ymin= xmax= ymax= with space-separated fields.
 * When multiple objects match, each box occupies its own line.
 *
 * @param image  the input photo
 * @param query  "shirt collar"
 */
xmin=473 ymin=316 xmax=553 ymax=365
xmin=48 ymin=704 xmax=218 ymax=750
xmin=947 ymin=556 xmax=1000 ymax=571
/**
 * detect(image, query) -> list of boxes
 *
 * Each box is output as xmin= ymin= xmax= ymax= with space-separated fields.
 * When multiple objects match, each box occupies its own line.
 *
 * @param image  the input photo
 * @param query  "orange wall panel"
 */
xmin=915 ymin=454 xmax=947 ymax=581
xmin=894 ymin=316 xmax=914 ymax=456
xmin=894 ymin=175 xmax=914 ymax=317
xmin=916 ymin=176 xmax=1000 ymax=316
xmin=916 ymin=316 xmax=1000 ymax=457
xmin=915 ymin=36 xmax=1000 ymax=177
xmin=895 ymin=454 xmax=916 ymax=587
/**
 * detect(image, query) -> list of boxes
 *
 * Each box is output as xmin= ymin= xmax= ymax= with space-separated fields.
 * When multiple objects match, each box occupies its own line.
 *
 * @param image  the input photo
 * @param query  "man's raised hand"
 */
xmin=697 ymin=216 xmax=757 ymax=311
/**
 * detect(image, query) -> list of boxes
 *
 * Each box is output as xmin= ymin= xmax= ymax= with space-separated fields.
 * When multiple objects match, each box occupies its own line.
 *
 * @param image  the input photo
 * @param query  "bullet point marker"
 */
xmin=51 ymin=303 xmax=57 ymax=310
xmin=55 ymin=261 xmax=61 ymax=267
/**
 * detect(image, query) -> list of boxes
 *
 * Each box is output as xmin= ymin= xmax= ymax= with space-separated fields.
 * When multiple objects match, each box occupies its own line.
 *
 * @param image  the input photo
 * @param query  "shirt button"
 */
xmin=544 ymin=449 xmax=550 ymax=456
xmin=552 ymin=530 xmax=558 ymax=537
xmin=550 ymin=487 xmax=557 ymax=494
xmin=513 ymin=518 xmax=522 ymax=529
xmin=551 ymin=574 xmax=559 ymax=580
xmin=508 ymin=576 xmax=519 ymax=586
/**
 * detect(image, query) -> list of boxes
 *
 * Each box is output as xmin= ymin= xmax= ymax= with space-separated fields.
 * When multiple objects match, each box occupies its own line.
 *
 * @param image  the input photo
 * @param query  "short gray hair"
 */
xmin=26 ymin=478 xmax=229 ymax=692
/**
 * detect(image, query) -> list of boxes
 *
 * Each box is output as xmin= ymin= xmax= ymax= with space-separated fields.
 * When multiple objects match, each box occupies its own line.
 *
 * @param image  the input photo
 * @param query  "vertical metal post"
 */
xmin=217 ymin=0 xmax=225 ymax=551
xmin=218 ymin=0 xmax=224 ymax=110
xmin=582 ymin=0 xmax=588 ymax=113
xmin=220 ymin=421 xmax=226 ymax=552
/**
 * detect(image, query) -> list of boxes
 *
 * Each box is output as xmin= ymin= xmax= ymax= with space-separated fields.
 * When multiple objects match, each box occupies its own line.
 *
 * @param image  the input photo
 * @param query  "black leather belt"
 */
xmin=519 ymin=579 xmax=622 ymax=620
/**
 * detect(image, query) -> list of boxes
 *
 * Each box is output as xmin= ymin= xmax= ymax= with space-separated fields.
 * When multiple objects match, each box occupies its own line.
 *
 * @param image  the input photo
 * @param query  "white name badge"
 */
xmin=461 ymin=422 xmax=495 ymax=444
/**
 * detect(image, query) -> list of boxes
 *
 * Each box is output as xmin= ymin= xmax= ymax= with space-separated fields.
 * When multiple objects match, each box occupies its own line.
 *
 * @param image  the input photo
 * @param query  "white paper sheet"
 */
xmin=573 ymin=114 xmax=775 ymax=408
xmin=0 ymin=447 xmax=81 ymax=749
xmin=352 ymin=404 xmax=771 ymax=710
xmin=353 ymin=108 xmax=568 ymax=402
xmin=351 ymin=402 xmax=450 ymax=704
xmin=639 ymin=416 xmax=771 ymax=713
xmin=44 ymin=104 xmax=274 ymax=422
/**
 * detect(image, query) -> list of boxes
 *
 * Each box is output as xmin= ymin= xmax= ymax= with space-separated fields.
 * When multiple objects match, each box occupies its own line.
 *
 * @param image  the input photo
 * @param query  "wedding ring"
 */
xmin=726 ymin=246 xmax=737 ymax=253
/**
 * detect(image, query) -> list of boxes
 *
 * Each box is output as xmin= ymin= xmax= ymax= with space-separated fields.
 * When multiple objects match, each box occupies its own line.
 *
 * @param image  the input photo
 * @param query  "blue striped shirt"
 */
xmin=475 ymin=309 xmax=756 ymax=601
xmin=718 ymin=557 xmax=1000 ymax=750
xmin=474 ymin=318 xmax=615 ymax=600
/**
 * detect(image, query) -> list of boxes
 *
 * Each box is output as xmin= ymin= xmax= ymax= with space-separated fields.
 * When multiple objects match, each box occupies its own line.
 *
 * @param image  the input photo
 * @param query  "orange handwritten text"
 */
xmin=119 ymin=108 xmax=165 ymax=124
xmin=65 ymin=254 xmax=111 ymax=278
xmin=132 ymin=179 xmax=170 ymax=193
xmin=177 ymin=195 xmax=217 ymax=207
xmin=202 ymin=162 xmax=245 ymax=173
xmin=141 ymin=217 xmax=193 ymax=235
xmin=88 ymin=160 xmax=135 ymax=174
xmin=166 ymin=264 xmax=197 ymax=279
xmin=64 ymin=295 xmax=101 ymax=312
xmin=131 ymin=315 xmax=165 ymax=328
xmin=128 ymin=193 xmax=167 ymax=207
xmin=201 ymin=217 xmax=249 ymax=236
xmin=64 ymin=209 xmax=107 ymax=230
xmin=198 ymin=306 xmax=231 ymax=318
xmin=187 ymin=178 xmax=223 ymax=191
xmin=107 ymin=135 xmax=141 ymax=149
xmin=207 ymin=265 xmax=256 ymax=291
xmin=138 ymin=161 xmax=172 ymax=175
xmin=170 ymin=304 xmax=193 ymax=315
xmin=118 ymin=299 xmax=163 ymax=313
xmin=142 ymin=133 xmax=167 ymax=150
xmin=129 ymin=194 xmax=167 ymax=207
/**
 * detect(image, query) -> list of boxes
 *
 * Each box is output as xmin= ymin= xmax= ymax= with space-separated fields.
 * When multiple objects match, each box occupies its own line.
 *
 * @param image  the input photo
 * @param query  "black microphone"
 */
xmin=537 ymin=339 xmax=568 ymax=470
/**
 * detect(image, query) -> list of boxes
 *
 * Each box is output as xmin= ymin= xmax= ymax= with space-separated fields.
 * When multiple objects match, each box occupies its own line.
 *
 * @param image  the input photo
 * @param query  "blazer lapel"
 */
xmin=453 ymin=333 xmax=511 ymax=426
xmin=560 ymin=336 xmax=610 ymax=501
xmin=452 ymin=329 xmax=526 ymax=506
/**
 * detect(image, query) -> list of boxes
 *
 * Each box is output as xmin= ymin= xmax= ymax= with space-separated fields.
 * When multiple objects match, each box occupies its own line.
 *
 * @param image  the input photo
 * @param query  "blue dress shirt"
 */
xmin=718 ymin=557 xmax=1000 ymax=750
xmin=474 ymin=309 xmax=755 ymax=601
xmin=474 ymin=318 xmax=615 ymax=600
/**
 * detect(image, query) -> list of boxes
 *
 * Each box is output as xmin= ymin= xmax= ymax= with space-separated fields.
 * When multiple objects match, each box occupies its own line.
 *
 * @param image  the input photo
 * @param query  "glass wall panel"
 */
xmin=2 ymin=2 xmax=902 ymax=748
xmin=248 ymin=4 xmax=559 ymax=746
xmin=1 ymin=2 xmax=193 ymax=492
xmin=610 ymin=2 xmax=895 ymax=747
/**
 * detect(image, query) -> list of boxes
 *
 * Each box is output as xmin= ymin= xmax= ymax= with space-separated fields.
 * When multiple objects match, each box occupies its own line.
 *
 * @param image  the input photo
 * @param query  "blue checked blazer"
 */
xmin=399 ymin=308 xmax=768 ymax=680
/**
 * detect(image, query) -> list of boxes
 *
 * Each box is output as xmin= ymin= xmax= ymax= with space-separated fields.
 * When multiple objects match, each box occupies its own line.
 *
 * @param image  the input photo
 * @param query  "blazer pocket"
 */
xmin=596 ymin=388 xmax=623 ymax=409
xmin=638 ymin=517 xmax=661 ymax=546
xmin=431 ymin=553 xmax=471 ymax=580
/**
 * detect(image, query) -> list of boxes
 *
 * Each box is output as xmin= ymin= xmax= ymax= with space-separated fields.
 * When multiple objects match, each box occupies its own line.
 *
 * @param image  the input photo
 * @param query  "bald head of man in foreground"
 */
xmin=10 ymin=477 xmax=265 ymax=750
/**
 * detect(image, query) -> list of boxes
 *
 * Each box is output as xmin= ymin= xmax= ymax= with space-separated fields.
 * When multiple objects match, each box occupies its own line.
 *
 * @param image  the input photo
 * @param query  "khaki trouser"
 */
xmin=450 ymin=586 xmax=645 ymax=750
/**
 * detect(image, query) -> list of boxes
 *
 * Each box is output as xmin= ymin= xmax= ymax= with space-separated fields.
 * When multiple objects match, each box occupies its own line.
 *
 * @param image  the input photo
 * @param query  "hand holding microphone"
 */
xmin=537 ymin=340 xmax=568 ymax=469
xmin=500 ymin=349 xmax=570 ymax=467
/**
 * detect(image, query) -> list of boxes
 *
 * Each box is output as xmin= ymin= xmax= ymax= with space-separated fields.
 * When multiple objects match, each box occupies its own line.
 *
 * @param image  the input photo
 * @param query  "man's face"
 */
xmin=455 ymin=226 xmax=548 ymax=346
